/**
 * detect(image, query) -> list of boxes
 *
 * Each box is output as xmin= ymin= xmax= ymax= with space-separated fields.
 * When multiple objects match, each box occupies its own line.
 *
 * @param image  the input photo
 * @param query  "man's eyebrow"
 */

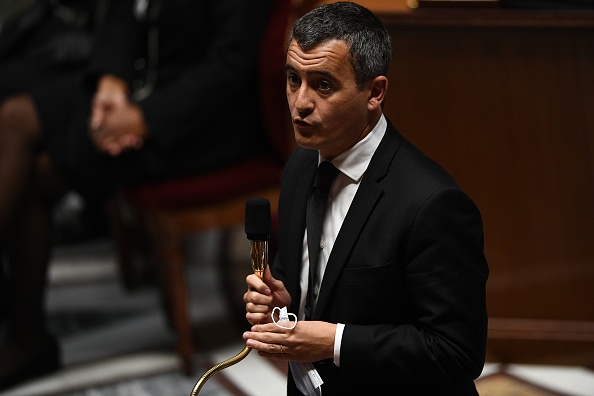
xmin=285 ymin=64 xmax=338 ymax=82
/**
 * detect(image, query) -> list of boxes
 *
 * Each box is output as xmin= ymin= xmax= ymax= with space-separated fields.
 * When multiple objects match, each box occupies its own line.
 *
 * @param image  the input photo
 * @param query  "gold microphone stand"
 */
xmin=190 ymin=199 xmax=269 ymax=395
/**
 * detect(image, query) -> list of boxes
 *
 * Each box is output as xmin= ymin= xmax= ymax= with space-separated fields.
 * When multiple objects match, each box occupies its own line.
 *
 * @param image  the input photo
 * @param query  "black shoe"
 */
xmin=0 ymin=333 xmax=62 ymax=391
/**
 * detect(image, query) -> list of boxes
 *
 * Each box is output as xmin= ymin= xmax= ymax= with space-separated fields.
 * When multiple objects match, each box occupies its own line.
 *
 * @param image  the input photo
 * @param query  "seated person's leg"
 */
xmin=0 ymin=94 xmax=43 ymax=235
xmin=0 ymin=95 xmax=63 ymax=390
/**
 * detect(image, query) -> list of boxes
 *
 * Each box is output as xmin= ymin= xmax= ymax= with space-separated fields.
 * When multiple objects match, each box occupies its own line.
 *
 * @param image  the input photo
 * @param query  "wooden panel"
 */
xmin=296 ymin=0 xmax=411 ymax=15
xmin=379 ymin=12 xmax=594 ymax=366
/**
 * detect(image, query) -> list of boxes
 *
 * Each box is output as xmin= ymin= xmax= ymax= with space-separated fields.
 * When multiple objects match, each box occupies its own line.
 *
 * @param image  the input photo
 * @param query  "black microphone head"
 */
xmin=245 ymin=198 xmax=271 ymax=241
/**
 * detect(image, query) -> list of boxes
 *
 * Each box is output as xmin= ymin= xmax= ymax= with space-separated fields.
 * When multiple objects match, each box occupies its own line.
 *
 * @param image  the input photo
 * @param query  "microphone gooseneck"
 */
xmin=190 ymin=198 xmax=271 ymax=395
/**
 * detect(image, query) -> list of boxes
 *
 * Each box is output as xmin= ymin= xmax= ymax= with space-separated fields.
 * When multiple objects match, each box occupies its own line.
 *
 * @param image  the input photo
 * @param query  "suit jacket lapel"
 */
xmin=284 ymin=150 xmax=318 ymax=311
xmin=313 ymin=122 xmax=403 ymax=319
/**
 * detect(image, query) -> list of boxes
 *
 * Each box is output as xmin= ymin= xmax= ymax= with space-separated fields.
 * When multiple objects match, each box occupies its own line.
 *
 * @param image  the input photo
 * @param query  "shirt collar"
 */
xmin=319 ymin=114 xmax=387 ymax=182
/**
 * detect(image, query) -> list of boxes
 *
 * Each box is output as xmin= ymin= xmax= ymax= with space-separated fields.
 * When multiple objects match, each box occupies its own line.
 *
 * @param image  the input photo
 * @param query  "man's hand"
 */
xmin=243 ymin=266 xmax=291 ymax=325
xmin=89 ymin=74 xmax=147 ymax=156
xmin=243 ymin=320 xmax=336 ymax=363
xmin=91 ymin=102 xmax=147 ymax=156
xmin=90 ymin=74 xmax=129 ymax=132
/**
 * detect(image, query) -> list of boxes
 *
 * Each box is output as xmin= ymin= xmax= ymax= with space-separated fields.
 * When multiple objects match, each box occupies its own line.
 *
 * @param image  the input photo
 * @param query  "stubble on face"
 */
xmin=286 ymin=39 xmax=374 ymax=160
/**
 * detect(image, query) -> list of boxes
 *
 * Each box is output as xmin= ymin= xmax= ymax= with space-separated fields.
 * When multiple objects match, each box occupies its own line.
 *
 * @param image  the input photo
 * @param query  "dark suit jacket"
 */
xmin=87 ymin=0 xmax=271 ymax=169
xmin=272 ymin=120 xmax=489 ymax=395
xmin=40 ymin=0 xmax=273 ymax=199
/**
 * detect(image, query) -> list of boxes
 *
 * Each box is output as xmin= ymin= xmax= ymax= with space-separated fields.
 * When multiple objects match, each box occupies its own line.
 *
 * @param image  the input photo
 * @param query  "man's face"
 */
xmin=286 ymin=39 xmax=375 ymax=160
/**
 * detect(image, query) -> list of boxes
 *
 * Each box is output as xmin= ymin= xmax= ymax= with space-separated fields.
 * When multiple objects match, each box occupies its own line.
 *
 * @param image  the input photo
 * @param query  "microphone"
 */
xmin=190 ymin=198 xmax=272 ymax=395
xmin=245 ymin=198 xmax=271 ymax=278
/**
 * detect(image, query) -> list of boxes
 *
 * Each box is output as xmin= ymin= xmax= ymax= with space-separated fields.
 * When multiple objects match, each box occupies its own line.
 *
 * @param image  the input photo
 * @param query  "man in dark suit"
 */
xmin=243 ymin=2 xmax=489 ymax=395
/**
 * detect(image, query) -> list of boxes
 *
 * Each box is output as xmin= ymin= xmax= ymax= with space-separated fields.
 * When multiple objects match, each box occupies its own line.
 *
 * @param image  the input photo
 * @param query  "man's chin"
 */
xmin=294 ymin=135 xmax=319 ymax=150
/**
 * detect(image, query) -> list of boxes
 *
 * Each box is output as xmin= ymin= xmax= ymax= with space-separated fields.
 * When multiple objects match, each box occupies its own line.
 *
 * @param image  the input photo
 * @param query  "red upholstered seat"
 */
xmin=123 ymin=157 xmax=283 ymax=210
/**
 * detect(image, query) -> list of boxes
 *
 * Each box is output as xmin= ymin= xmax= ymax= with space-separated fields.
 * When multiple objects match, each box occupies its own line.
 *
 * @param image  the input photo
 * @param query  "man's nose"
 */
xmin=293 ymin=86 xmax=314 ymax=115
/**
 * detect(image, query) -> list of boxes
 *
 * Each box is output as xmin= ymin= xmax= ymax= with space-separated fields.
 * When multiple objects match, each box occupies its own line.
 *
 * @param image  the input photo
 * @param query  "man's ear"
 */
xmin=367 ymin=76 xmax=388 ymax=111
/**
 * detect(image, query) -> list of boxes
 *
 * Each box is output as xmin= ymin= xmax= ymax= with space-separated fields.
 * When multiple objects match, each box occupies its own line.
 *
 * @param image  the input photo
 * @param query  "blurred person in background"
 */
xmin=0 ymin=0 xmax=272 ymax=390
xmin=0 ymin=0 xmax=109 ymax=246
xmin=0 ymin=0 xmax=103 ymax=386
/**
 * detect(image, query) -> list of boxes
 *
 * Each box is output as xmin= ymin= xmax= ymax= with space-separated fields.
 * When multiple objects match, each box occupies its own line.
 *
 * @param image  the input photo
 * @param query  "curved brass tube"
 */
xmin=190 ymin=345 xmax=252 ymax=395
xmin=189 ymin=240 xmax=268 ymax=395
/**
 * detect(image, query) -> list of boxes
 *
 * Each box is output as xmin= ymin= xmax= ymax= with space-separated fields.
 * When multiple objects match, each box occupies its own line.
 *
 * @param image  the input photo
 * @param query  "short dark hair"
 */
xmin=289 ymin=1 xmax=392 ymax=90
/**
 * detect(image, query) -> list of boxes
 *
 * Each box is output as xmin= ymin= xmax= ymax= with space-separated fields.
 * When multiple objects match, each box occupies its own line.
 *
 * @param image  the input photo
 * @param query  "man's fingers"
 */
xmin=246 ymin=273 xmax=271 ymax=295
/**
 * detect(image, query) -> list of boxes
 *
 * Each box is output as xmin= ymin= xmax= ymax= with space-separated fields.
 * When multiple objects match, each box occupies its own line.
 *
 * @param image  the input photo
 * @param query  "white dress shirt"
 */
xmin=298 ymin=114 xmax=387 ymax=366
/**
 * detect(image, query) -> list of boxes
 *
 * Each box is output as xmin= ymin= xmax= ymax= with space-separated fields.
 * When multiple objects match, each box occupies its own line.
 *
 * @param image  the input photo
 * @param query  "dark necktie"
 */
xmin=305 ymin=161 xmax=340 ymax=319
